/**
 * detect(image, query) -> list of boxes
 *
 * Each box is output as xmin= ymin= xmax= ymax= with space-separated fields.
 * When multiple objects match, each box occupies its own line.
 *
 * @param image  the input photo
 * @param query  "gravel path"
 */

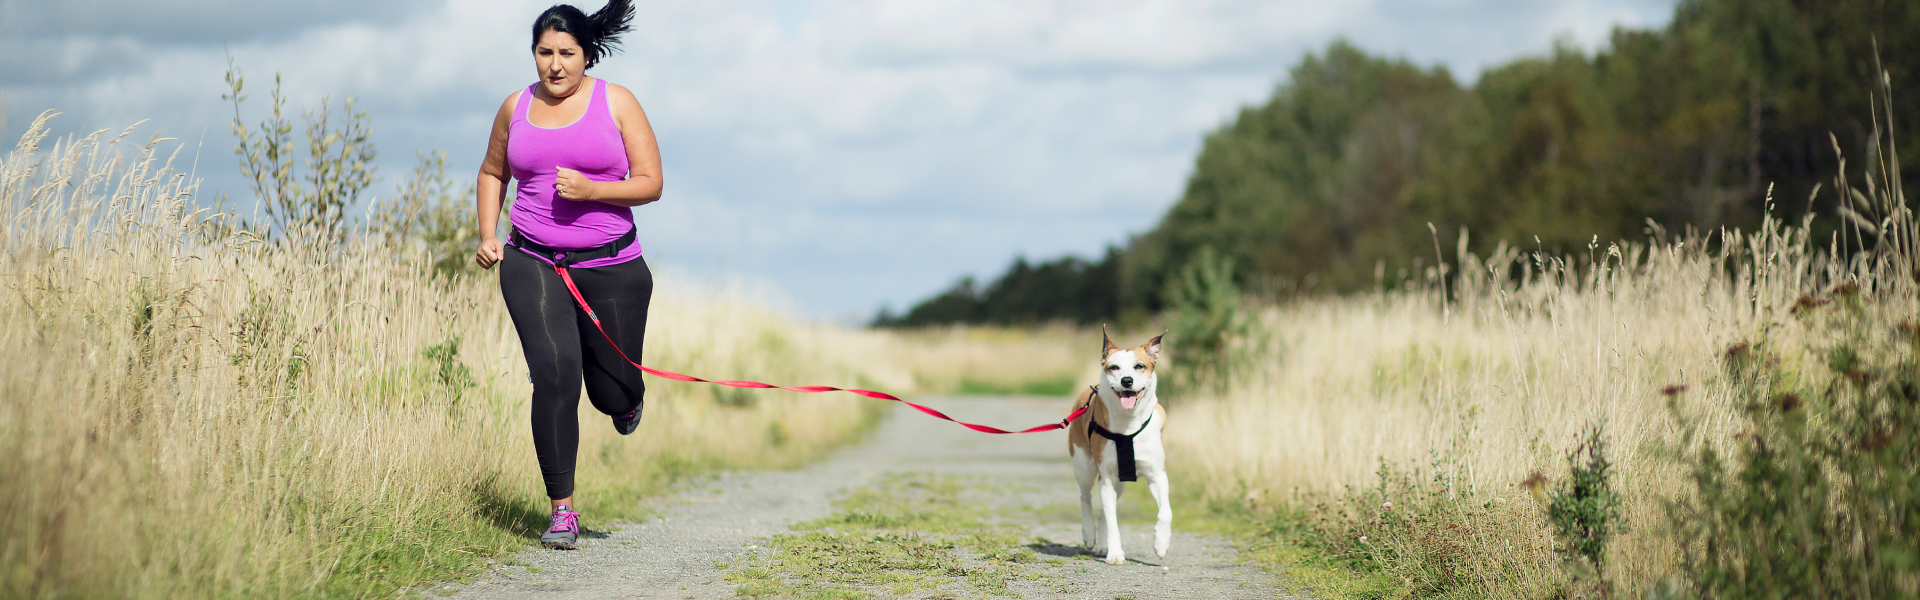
xmin=443 ymin=396 xmax=1282 ymax=599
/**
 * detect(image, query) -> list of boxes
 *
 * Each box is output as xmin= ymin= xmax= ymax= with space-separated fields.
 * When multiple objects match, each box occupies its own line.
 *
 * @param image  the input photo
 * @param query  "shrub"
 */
xmin=1544 ymin=423 xmax=1623 ymax=595
xmin=1163 ymin=245 xmax=1251 ymax=390
xmin=223 ymin=58 xmax=376 ymax=244
xmin=369 ymin=150 xmax=484 ymax=277
xmin=1663 ymin=284 xmax=1920 ymax=598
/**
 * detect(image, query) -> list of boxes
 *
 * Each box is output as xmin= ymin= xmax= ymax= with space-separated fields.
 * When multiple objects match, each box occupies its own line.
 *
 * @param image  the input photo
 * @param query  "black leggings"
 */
xmin=500 ymin=249 xmax=653 ymax=500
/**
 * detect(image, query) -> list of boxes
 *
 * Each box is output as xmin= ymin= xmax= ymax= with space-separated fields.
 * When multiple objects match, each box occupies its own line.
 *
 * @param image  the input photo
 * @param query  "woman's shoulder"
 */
xmin=602 ymin=82 xmax=645 ymax=121
xmin=487 ymin=89 xmax=525 ymax=134
xmin=602 ymin=81 xmax=640 ymax=104
xmin=495 ymin=89 xmax=526 ymax=117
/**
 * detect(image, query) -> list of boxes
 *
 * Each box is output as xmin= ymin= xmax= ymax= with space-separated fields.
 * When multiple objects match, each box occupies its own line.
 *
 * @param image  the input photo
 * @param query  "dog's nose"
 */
xmin=1121 ymin=376 xmax=1134 ymax=389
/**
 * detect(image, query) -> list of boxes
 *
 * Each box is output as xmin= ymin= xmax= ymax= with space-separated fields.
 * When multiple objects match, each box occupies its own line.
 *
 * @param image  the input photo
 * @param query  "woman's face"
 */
xmin=534 ymin=29 xmax=589 ymax=98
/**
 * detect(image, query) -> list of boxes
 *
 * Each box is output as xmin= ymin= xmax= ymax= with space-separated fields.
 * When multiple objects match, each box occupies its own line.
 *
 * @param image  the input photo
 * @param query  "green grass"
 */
xmin=351 ymin=402 xmax=890 ymax=599
xmin=1173 ymin=485 xmax=1406 ymax=600
xmin=955 ymin=374 xmax=1081 ymax=397
xmin=726 ymin=473 xmax=1064 ymax=599
xmin=1019 ymin=465 xmax=1395 ymax=598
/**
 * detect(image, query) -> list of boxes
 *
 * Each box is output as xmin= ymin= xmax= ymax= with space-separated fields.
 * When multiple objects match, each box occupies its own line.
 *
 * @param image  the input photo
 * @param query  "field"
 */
xmin=0 ymin=114 xmax=1090 ymax=598
xmin=1168 ymin=200 xmax=1916 ymax=596
xmin=7 ymin=100 xmax=1915 ymax=598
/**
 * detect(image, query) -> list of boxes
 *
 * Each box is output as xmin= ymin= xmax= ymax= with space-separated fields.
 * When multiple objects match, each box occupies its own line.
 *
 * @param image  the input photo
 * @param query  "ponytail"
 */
xmin=587 ymin=0 xmax=634 ymax=55
xmin=531 ymin=0 xmax=635 ymax=69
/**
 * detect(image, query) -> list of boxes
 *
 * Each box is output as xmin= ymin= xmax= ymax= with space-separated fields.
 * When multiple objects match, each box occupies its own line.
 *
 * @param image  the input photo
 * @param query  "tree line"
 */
xmin=877 ymin=0 xmax=1917 ymax=328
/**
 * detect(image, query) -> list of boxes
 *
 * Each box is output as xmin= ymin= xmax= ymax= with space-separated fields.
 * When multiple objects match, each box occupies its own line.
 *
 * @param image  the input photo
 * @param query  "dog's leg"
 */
xmin=1099 ymin=475 xmax=1125 ymax=565
xmin=1073 ymin=451 xmax=1098 ymax=552
xmin=1147 ymin=469 xmax=1171 ymax=558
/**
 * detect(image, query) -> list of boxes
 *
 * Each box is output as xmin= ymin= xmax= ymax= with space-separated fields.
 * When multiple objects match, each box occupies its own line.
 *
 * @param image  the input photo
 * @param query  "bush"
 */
xmin=1163 ymin=245 xmax=1251 ymax=390
xmin=1542 ymin=423 xmax=1623 ymax=595
xmin=223 ymin=58 xmax=377 ymax=244
xmin=1664 ymin=283 xmax=1920 ymax=598
xmin=369 ymin=150 xmax=484 ymax=277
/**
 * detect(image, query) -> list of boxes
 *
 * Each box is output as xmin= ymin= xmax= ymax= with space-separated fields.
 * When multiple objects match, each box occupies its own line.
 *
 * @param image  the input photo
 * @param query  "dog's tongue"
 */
xmin=1119 ymin=392 xmax=1138 ymax=410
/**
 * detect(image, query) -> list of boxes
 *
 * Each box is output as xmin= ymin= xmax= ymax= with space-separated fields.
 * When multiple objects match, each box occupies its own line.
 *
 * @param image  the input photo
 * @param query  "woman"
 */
xmin=473 ymin=0 xmax=661 ymax=550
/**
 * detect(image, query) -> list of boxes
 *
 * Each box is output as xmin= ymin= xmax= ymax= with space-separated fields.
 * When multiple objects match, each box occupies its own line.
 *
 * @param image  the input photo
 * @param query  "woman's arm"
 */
xmin=553 ymin=82 xmax=662 ymax=207
xmin=475 ymin=92 xmax=518 ymax=269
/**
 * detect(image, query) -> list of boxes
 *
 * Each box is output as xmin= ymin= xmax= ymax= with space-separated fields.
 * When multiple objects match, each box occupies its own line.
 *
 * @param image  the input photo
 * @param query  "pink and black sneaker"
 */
xmin=612 ymin=403 xmax=641 ymax=435
xmin=541 ymin=505 xmax=580 ymax=550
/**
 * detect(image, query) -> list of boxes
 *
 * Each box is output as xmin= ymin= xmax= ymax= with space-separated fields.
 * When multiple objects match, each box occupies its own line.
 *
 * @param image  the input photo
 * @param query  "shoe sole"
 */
xmin=615 ymin=402 xmax=643 ymax=435
xmin=542 ymin=540 xmax=577 ymax=550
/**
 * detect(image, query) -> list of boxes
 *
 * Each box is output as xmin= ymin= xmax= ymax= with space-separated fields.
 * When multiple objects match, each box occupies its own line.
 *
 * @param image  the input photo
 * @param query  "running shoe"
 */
xmin=541 ymin=505 xmax=580 ymax=550
xmin=612 ymin=401 xmax=642 ymax=435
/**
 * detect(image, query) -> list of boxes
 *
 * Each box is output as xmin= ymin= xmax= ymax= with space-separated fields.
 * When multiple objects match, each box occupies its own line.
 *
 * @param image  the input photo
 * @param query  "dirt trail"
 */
xmin=444 ymin=396 xmax=1282 ymax=599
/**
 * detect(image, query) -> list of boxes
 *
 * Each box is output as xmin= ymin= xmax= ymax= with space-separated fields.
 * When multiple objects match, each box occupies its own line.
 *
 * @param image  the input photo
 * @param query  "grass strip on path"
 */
xmin=724 ymin=473 xmax=1070 ymax=599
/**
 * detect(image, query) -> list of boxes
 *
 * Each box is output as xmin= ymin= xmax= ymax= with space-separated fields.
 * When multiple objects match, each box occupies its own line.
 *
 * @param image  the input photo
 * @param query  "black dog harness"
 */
xmin=509 ymin=227 xmax=637 ymax=268
xmin=1090 ymin=407 xmax=1154 ymax=482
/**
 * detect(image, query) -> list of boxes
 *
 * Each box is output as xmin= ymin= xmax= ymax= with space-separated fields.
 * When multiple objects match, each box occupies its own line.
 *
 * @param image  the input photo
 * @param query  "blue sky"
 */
xmin=1 ymin=0 xmax=1677 ymax=321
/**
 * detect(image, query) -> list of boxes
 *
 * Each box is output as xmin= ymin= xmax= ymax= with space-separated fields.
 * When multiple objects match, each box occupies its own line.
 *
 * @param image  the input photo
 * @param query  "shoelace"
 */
xmin=549 ymin=511 xmax=579 ymax=533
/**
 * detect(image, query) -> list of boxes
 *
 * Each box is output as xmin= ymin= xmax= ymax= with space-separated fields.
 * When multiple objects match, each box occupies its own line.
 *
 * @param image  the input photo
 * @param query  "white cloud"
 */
xmin=0 ymin=0 xmax=433 ymax=45
xmin=0 ymin=0 xmax=1678 ymax=319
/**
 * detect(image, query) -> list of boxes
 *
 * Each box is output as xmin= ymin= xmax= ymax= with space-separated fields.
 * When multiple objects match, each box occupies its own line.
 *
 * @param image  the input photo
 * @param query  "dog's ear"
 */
xmin=1144 ymin=331 xmax=1165 ymax=361
xmin=1102 ymin=325 xmax=1120 ymax=358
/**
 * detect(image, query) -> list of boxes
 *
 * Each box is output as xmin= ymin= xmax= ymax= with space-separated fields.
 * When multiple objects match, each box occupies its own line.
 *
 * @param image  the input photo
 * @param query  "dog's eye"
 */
xmin=1106 ymin=365 xmax=1119 ymax=371
xmin=1134 ymin=364 xmax=1146 ymax=371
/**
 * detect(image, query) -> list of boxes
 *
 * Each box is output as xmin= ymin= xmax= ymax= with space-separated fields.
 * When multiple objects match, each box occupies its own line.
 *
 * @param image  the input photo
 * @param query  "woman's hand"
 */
xmin=476 ymin=236 xmax=505 ymax=269
xmin=555 ymin=167 xmax=598 ymax=201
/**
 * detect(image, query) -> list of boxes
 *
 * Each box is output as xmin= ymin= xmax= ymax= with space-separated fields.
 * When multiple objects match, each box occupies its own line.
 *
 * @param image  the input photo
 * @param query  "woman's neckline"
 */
xmin=525 ymin=76 xmax=597 ymax=130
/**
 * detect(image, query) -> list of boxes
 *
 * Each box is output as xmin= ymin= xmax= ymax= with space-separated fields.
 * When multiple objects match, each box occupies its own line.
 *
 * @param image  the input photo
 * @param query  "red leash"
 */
xmin=551 ymin=265 xmax=1085 ymax=434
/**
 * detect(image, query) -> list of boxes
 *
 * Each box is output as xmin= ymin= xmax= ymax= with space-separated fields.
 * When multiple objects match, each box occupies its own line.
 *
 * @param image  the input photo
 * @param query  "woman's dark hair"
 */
xmin=530 ymin=0 xmax=634 ymax=69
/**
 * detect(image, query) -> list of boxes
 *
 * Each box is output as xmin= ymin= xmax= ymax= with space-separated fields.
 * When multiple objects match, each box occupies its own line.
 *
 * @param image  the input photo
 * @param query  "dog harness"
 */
xmin=1090 ymin=408 xmax=1154 ymax=482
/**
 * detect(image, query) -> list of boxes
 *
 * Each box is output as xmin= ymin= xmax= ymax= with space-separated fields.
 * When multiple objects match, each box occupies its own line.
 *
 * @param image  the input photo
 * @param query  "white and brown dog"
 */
xmin=1068 ymin=329 xmax=1169 ymax=565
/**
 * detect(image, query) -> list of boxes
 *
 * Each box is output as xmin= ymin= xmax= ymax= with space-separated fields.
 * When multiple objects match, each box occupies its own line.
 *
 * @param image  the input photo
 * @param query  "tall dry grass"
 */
xmin=875 ymin=324 xmax=1105 ymax=395
xmin=1160 ymin=59 xmax=1918 ymax=599
xmin=1169 ymin=206 xmax=1913 ymax=597
xmin=0 ymin=112 xmax=960 ymax=598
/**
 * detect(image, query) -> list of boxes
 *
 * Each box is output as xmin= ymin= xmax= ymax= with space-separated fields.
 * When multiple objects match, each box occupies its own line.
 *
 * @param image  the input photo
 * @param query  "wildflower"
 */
xmin=1382 ymin=501 xmax=1393 ymax=510
xmin=1358 ymin=536 xmax=1368 ymax=544
xmin=1790 ymin=296 xmax=1827 ymax=315
xmin=1521 ymin=472 xmax=1549 ymax=503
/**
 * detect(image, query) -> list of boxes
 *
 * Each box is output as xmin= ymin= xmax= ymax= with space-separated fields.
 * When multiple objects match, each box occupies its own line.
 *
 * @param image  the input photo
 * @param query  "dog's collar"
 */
xmin=1090 ymin=411 xmax=1152 ymax=482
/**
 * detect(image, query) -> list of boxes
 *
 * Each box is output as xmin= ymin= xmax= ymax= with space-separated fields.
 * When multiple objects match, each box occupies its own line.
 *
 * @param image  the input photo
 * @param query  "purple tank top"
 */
xmin=508 ymin=77 xmax=642 ymax=267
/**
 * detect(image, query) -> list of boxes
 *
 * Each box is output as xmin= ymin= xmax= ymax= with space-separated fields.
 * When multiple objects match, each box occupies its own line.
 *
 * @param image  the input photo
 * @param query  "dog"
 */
xmin=1068 ymin=329 xmax=1169 ymax=565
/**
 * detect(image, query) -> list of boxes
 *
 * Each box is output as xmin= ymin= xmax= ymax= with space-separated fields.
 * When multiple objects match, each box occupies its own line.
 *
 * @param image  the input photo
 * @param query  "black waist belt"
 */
xmin=1091 ymin=411 xmax=1153 ymax=482
xmin=509 ymin=227 xmax=636 ymax=269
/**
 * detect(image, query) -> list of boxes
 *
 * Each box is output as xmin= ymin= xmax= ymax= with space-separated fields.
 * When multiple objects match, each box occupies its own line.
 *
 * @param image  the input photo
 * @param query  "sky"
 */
xmin=1 ymin=0 xmax=1678 ymax=322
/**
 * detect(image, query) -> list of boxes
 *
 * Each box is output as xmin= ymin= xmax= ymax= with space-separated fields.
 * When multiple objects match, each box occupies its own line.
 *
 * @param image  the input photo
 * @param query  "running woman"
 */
xmin=472 ymin=0 xmax=661 ymax=550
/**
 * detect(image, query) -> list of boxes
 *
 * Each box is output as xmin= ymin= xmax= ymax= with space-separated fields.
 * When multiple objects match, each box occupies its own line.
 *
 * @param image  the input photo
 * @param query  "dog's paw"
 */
xmin=1155 ymin=545 xmax=1168 ymax=559
xmin=1105 ymin=552 xmax=1126 ymax=566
